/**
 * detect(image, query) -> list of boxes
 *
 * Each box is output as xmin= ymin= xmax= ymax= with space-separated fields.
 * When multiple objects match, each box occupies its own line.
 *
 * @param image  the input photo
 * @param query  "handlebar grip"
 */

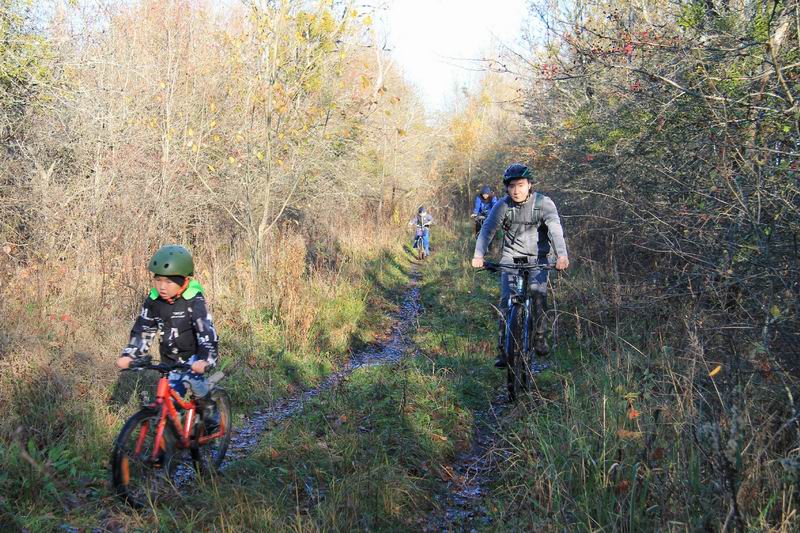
xmin=127 ymin=357 xmax=153 ymax=369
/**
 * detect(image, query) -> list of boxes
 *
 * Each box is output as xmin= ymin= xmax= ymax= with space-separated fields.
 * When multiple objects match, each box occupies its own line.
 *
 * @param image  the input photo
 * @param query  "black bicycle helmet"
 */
xmin=502 ymin=163 xmax=531 ymax=185
xmin=480 ymin=185 xmax=492 ymax=195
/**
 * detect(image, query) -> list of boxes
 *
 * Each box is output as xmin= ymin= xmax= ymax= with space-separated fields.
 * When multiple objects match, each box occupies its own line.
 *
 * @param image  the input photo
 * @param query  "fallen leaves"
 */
xmin=617 ymin=429 xmax=643 ymax=440
xmin=651 ymin=447 xmax=666 ymax=461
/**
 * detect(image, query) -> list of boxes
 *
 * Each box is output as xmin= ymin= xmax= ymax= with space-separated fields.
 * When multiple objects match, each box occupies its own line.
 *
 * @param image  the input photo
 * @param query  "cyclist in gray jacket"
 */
xmin=471 ymin=163 xmax=569 ymax=367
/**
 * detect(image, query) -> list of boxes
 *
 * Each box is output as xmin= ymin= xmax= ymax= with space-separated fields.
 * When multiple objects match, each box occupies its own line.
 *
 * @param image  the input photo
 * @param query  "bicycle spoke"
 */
xmin=112 ymin=410 xmax=179 ymax=507
xmin=192 ymin=389 xmax=232 ymax=475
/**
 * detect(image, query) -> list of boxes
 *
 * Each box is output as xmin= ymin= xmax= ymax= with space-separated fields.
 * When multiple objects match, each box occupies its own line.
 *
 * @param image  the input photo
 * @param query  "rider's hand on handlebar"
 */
xmin=471 ymin=256 xmax=484 ymax=268
xmin=116 ymin=356 xmax=133 ymax=369
xmin=470 ymin=213 xmax=476 ymax=218
xmin=191 ymin=360 xmax=209 ymax=374
xmin=555 ymin=256 xmax=569 ymax=270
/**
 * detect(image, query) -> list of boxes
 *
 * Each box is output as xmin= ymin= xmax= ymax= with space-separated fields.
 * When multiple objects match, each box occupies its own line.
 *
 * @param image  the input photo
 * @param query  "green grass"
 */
xmin=157 ymin=358 xmax=470 ymax=530
xmin=0 ymin=242 xmax=414 ymax=531
xmin=125 ymin=225 xmax=507 ymax=531
xmin=5 ymin=221 xmax=796 ymax=531
xmin=219 ymin=247 xmax=413 ymax=412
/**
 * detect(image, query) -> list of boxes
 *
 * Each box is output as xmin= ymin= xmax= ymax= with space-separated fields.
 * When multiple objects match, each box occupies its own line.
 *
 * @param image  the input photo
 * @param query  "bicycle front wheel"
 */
xmin=111 ymin=409 xmax=179 ymax=507
xmin=191 ymin=388 xmax=232 ymax=475
xmin=507 ymin=304 xmax=529 ymax=402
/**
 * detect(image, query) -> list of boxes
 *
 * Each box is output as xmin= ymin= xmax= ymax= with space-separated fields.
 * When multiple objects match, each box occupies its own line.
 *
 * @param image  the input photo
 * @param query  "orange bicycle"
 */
xmin=110 ymin=359 xmax=231 ymax=506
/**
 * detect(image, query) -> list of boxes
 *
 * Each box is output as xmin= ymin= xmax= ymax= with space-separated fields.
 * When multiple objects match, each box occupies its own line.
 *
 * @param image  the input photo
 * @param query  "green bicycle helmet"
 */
xmin=148 ymin=245 xmax=194 ymax=277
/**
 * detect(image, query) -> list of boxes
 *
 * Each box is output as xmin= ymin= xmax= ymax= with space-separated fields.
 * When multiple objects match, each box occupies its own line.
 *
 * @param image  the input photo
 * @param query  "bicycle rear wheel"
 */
xmin=111 ymin=409 xmax=179 ymax=507
xmin=191 ymin=388 xmax=232 ymax=474
xmin=507 ymin=304 xmax=529 ymax=402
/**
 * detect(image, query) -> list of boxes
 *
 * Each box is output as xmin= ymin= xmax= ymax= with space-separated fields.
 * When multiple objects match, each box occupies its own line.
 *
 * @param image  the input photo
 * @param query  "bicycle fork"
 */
xmin=139 ymin=377 xmax=198 ymax=461
xmin=504 ymin=273 xmax=531 ymax=360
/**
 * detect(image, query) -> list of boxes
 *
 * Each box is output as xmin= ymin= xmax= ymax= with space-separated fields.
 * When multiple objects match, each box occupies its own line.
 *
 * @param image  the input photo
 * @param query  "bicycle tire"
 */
xmin=415 ymin=236 xmax=425 ymax=260
xmin=507 ymin=304 xmax=529 ymax=402
xmin=191 ymin=388 xmax=232 ymax=474
xmin=111 ymin=408 xmax=179 ymax=507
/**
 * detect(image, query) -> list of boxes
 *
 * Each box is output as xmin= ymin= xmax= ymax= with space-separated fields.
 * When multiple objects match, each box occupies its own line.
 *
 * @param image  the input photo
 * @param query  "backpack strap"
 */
xmin=502 ymin=192 xmax=544 ymax=241
xmin=532 ymin=192 xmax=543 ymax=225
xmin=501 ymin=192 xmax=544 ymax=234
xmin=501 ymin=196 xmax=514 ymax=231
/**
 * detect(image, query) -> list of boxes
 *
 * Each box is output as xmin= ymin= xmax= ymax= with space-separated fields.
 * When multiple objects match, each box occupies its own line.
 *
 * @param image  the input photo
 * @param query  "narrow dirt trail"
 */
xmin=425 ymin=396 xmax=508 ymax=532
xmin=224 ymin=267 xmax=422 ymax=463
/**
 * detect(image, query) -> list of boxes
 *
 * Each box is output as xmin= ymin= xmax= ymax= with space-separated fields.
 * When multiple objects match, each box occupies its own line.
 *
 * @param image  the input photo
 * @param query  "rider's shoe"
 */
xmin=530 ymin=358 xmax=549 ymax=373
xmin=533 ymin=334 xmax=549 ymax=357
xmin=494 ymin=353 xmax=508 ymax=368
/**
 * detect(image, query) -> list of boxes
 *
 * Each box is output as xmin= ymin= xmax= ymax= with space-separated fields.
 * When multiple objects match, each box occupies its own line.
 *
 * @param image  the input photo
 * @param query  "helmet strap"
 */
xmin=165 ymin=276 xmax=191 ymax=304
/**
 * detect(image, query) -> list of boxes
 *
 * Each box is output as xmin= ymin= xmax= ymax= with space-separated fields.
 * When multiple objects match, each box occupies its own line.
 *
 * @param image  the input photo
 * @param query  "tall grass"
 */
xmin=0 ymin=217 xmax=412 ymax=529
xmin=438 ymin=221 xmax=800 ymax=532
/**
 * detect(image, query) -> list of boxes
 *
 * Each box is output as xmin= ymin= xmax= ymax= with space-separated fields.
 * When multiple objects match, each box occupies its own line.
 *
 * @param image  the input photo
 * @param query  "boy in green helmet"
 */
xmin=116 ymin=244 xmax=220 ymax=428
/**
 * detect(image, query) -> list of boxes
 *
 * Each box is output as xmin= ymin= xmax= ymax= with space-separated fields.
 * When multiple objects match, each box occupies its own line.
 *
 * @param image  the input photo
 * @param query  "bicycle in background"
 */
xmin=413 ymin=224 xmax=429 ymax=260
xmin=471 ymin=213 xmax=487 ymax=237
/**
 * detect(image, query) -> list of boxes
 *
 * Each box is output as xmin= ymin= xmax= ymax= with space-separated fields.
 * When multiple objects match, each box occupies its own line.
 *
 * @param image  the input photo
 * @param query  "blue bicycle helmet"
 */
xmin=480 ymin=185 xmax=492 ymax=195
xmin=502 ymin=163 xmax=531 ymax=185
xmin=418 ymin=206 xmax=426 ymax=214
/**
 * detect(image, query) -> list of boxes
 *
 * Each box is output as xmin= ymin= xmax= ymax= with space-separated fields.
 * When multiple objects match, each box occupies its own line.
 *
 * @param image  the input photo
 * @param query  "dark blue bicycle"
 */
xmin=482 ymin=259 xmax=556 ymax=402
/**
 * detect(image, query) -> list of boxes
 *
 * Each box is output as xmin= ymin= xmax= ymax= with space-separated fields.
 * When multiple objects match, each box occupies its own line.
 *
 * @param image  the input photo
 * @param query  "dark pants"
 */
xmin=497 ymin=268 xmax=549 ymax=353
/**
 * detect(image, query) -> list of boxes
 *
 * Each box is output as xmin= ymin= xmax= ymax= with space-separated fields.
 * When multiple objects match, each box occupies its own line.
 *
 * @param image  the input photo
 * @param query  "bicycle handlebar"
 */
xmin=480 ymin=261 xmax=557 ymax=274
xmin=122 ymin=358 xmax=193 ymax=373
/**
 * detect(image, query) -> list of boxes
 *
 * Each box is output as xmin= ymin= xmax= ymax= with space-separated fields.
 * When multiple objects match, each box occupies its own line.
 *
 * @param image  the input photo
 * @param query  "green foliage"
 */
xmin=677 ymin=1 xmax=705 ymax=30
xmin=312 ymin=288 xmax=367 ymax=355
xmin=751 ymin=0 xmax=785 ymax=43
xmin=0 ymin=0 xmax=50 ymax=116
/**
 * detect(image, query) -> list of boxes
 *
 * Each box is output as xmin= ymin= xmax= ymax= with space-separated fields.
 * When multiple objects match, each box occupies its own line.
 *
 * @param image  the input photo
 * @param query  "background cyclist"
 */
xmin=409 ymin=206 xmax=433 ymax=257
xmin=470 ymin=185 xmax=498 ymax=236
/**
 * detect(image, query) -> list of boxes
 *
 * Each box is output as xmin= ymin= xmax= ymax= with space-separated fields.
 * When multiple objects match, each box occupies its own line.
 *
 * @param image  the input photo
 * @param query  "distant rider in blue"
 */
xmin=471 ymin=185 xmax=498 ymax=236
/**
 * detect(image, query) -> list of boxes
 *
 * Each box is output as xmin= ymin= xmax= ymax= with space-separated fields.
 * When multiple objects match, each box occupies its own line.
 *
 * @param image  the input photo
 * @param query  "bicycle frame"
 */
xmin=135 ymin=374 xmax=226 ymax=463
xmin=504 ymin=268 xmax=532 ymax=359
xmin=483 ymin=261 xmax=555 ymax=356
xmin=413 ymin=225 xmax=428 ymax=250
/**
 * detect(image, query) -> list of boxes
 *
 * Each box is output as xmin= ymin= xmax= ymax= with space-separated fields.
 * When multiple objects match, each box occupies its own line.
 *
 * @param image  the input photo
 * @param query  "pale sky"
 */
xmin=379 ymin=0 xmax=529 ymax=112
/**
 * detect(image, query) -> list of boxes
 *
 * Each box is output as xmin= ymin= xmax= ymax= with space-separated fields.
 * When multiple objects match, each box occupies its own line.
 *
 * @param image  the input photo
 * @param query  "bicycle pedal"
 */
xmin=207 ymin=371 xmax=225 ymax=387
xmin=529 ymin=360 xmax=550 ymax=373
